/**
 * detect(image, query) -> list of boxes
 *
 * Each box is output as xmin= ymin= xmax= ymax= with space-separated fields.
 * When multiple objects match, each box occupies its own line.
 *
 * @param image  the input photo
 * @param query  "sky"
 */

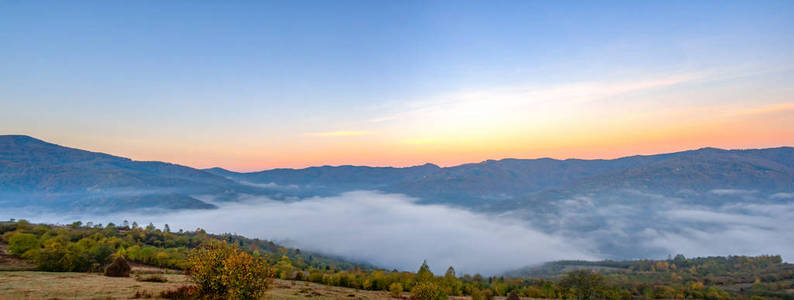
xmin=1 ymin=1 xmax=793 ymax=171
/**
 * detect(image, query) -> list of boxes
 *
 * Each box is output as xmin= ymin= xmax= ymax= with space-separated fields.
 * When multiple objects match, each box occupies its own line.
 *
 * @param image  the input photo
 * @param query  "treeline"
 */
xmin=0 ymin=219 xmax=365 ymax=272
xmin=508 ymin=256 xmax=794 ymax=299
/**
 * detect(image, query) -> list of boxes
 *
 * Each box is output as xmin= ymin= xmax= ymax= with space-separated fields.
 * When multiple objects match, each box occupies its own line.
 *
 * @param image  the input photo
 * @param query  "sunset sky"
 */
xmin=1 ymin=1 xmax=793 ymax=171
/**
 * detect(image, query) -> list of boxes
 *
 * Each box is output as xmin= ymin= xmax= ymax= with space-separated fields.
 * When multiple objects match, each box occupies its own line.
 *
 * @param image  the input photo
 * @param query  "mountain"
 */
xmin=207 ymin=163 xmax=441 ymax=197
xmin=2 ymin=134 xmax=793 ymax=213
xmin=0 ymin=135 xmax=276 ymax=211
xmin=211 ymin=146 xmax=794 ymax=208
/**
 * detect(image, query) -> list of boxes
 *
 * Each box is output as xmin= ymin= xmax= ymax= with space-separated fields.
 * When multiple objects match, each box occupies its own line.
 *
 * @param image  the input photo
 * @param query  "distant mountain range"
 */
xmin=0 ymin=135 xmax=272 ymax=211
xmin=1 ymin=135 xmax=793 ymax=212
xmin=208 ymin=145 xmax=794 ymax=209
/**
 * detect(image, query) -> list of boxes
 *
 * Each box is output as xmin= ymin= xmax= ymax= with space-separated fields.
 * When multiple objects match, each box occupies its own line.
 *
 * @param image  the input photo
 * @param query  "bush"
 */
xmin=389 ymin=282 xmax=403 ymax=297
xmin=410 ymin=281 xmax=446 ymax=300
xmin=470 ymin=288 xmax=483 ymax=300
xmin=105 ymin=256 xmax=131 ymax=277
xmin=223 ymin=249 xmax=273 ymax=300
xmin=136 ymin=274 xmax=168 ymax=282
xmin=188 ymin=239 xmax=273 ymax=299
xmin=188 ymin=240 xmax=235 ymax=296
xmin=8 ymin=233 xmax=39 ymax=255
xmin=159 ymin=285 xmax=199 ymax=299
xmin=482 ymin=289 xmax=494 ymax=300
xmin=506 ymin=290 xmax=520 ymax=300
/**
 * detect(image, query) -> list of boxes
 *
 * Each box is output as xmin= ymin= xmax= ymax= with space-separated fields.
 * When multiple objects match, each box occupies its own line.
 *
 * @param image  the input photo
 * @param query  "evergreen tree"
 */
xmin=417 ymin=260 xmax=434 ymax=282
xmin=445 ymin=266 xmax=456 ymax=278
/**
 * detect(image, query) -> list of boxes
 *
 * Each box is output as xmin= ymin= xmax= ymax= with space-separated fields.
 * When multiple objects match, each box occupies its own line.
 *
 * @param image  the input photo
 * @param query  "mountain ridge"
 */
xmin=1 ymin=134 xmax=793 ymax=212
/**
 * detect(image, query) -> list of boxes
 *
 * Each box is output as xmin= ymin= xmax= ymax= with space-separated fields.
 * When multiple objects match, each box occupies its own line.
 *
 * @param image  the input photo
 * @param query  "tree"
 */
xmin=560 ymin=270 xmax=608 ymax=300
xmin=445 ymin=266 xmax=456 ymax=279
xmin=471 ymin=288 xmax=483 ymax=300
xmin=417 ymin=260 xmax=434 ymax=282
xmin=389 ymin=282 xmax=403 ymax=297
xmin=444 ymin=266 xmax=462 ymax=295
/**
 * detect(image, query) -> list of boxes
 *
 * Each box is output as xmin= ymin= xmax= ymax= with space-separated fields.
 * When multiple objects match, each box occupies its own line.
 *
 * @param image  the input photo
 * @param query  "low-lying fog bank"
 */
xmin=3 ymin=190 xmax=793 ymax=275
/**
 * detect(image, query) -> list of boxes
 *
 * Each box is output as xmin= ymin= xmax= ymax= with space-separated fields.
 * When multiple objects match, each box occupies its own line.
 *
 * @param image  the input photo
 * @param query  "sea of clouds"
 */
xmin=3 ymin=189 xmax=793 ymax=275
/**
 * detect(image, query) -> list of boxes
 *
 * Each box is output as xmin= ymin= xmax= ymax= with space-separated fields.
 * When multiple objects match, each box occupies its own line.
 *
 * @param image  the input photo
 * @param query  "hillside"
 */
xmin=2 ymin=219 xmax=792 ymax=300
xmin=0 ymin=135 xmax=281 ymax=211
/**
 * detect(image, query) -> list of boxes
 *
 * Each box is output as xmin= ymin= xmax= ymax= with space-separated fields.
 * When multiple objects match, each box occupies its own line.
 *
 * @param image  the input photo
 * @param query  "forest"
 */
xmin=2 ymin=219 xmax=793 ymax=300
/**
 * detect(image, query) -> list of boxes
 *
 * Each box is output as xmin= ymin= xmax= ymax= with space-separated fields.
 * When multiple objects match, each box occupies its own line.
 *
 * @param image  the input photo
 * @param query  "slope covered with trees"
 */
xmin=3 ymin=219 xmax=793 ymax=299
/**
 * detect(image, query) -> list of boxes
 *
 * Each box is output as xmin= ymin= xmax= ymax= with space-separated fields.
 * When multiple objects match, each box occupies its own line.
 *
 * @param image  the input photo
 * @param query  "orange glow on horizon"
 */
xmin=24 ymin=100 xmax=793 ymax=173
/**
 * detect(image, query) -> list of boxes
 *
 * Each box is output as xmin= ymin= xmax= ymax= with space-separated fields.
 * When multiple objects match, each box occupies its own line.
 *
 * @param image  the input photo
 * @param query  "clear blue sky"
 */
xmin=1 ymin=1 xmax=793 ymax=170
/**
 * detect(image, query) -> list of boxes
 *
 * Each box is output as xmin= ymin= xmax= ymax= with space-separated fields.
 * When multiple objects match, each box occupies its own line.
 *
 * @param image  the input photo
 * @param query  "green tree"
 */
xmin=560 ymin=270 xmax=608 ymax=300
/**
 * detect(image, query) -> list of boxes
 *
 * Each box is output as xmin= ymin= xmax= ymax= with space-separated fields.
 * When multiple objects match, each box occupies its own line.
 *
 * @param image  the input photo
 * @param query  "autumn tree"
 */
xmin=417 ymin=260 xmax=435 ymax=282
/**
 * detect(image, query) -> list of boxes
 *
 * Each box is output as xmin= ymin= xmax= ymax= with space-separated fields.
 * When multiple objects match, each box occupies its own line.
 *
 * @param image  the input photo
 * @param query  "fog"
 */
xmin=1 ymin=191 xmax=593 ymax=275
xmin=3 ymin=189 xmax=793 ymax=275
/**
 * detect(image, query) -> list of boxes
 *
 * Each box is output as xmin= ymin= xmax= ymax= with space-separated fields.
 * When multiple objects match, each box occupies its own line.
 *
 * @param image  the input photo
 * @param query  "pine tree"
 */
xmin=445 ymin=266 xmax=456 ymax=279
xmin=417 ymin=260 xmax=434 ymax=282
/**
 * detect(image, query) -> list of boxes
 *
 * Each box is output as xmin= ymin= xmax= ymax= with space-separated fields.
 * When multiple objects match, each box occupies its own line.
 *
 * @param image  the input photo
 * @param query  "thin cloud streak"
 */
xmin=304 ymin=131 xmax=373 ymax=137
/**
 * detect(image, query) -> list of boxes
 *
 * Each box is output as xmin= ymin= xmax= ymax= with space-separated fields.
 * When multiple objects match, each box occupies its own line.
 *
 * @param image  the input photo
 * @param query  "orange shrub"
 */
xmin=188 ymin=239 xmax=273 ymax=299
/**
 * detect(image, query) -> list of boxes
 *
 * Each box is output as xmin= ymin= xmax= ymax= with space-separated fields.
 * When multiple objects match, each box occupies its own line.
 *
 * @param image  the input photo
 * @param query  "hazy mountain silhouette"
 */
xmin=1 ymin=135 xmax=792 ymax=212
xmin=214 ymin=146 xmax=794 ymax=208
xmin=0 ymin=135 xmax=272 ymax=211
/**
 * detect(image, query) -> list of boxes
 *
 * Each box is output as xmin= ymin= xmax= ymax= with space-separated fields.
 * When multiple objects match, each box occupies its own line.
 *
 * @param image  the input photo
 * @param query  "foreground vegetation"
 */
xmin=2 ymin=219 xmax=793 ymax=299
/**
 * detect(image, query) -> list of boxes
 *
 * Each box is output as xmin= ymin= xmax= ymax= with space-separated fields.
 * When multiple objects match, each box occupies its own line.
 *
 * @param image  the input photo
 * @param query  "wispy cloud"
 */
xmin=369 ymin=73 xmax=702 ymax=125
xmin=304 ymin=131 xmax=373 ymax=137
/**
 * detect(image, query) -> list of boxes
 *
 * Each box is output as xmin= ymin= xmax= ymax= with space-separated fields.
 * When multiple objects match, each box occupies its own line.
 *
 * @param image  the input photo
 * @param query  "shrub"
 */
xmin=105 ymin=255 xmax=131 ymax=277
xmin=188 ymin=240 xmax=235 ymax=296
xmin=188 ymin=239 xmax=273 ymax=299
xmin=389 ymin=282 xmax=403 ymax=297
xmin=136 ymin=274 xmax=168 ymax=282
xmin=410 ymin=281 xmax=446 ymax=300
xmin=506 ymin=290 xmax=520 ymax=300
xmin=222 ymin=250 xmax=273 ymax=300
xmin=159 ymin=285 xmax=199 ymax=299
xmin=471 ymin=288 xmax=483 ymax=300
xmin=8 ymin=233 xmax=39 ymax=255
xmin=482 ymin=288 xmax=494 ymax=300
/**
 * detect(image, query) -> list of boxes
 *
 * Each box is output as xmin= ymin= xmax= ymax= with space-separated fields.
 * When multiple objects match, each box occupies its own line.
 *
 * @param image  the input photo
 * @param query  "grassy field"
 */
xmin=0 ymin=270 xmax=400 ymax=300
xmin=0 ymin=243 xmax=540 ymax=299
xmin=0 ymin=270 xmax=546 ymax=299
